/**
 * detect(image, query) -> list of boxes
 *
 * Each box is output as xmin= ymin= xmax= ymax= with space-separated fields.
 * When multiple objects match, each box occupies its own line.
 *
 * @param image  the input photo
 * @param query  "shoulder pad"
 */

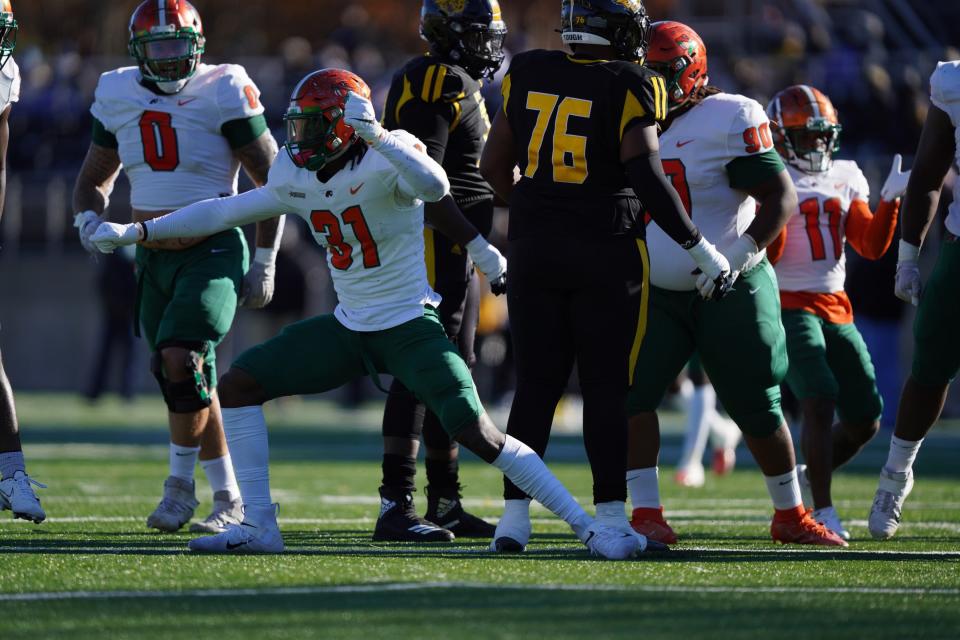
xmin=931 ymin=60 xmax=960 ymax=112
xmin=407 ymin=59 xmax=468 ymax=104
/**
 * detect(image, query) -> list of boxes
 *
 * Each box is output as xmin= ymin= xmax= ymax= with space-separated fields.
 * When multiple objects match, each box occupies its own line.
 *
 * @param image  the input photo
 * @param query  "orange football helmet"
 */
xmin=283 ymin=69 xmax=372 ymax=171
xmin=128 ymin=0 xmax=205 ymax=89
xmin=0 ymin=0 xmax=16 ymax=71
xmin=646 ymin=21 xmax=708 ymax=111
xmin=767 ymin=85 xmax=842 ymax=173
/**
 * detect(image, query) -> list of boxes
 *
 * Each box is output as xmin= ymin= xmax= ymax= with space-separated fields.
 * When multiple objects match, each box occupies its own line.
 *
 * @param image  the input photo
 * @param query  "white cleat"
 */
xmin=0 ymin=471 xmax=47 ymax=524
xmin=188 ymin=504 xmax=284 ymax=554
xmin=674 ymin=462 xmax=705 ymax=488
xmin=596 ymin=507 xmax=666 ymax=552
xmin=796 ymin=463 xmax=814 ymax=509
xmin=869 ymin=468 xmax=914 ymax=540
xmin=710 ymin=414 xmax=741 ymax=475
xmin=146 ymin=475 xmax=199 ymax=532
xmin=812 ymin=506 xmax=850 ymax=541
xmin=189 ymin=491 xmax=244 ymax=533
xmin=490 ymin=499 xmax=532 ymax=553
xmin=582 ymin=522 xmax=643 ymax=560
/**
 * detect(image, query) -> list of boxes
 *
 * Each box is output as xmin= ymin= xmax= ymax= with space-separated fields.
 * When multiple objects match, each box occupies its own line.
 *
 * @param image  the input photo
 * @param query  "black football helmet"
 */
xmin=560 ymin=0 xmax=652 ymax=63
xmin=420 ymin=0 xmax=508 ymax=80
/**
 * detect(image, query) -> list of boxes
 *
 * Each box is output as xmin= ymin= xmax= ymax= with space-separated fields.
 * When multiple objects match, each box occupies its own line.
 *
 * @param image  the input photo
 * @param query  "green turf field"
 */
xmin=2 ymin=394 xmax=959 ymax=639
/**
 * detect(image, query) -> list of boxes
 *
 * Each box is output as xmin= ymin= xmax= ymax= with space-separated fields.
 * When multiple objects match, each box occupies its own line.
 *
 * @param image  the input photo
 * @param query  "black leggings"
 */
xmin=504 ymin=235 xmax=646 ymax=504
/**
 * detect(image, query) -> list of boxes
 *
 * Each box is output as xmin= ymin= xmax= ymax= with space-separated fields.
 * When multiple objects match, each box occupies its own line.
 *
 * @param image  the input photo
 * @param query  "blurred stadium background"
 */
xmin=1 ymin=0 xmax=957 ymax=423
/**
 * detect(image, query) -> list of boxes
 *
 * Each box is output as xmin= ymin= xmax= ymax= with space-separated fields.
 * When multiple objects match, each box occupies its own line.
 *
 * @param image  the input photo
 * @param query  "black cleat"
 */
xmin=425 ymin=486 xmax=496 ymax=538
xmin=373 ymin=487 xmax=454 ymax=542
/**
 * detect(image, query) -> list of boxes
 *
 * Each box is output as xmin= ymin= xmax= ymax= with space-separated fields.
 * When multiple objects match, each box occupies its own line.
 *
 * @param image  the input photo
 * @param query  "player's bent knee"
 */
xmin=727 ymin=407 xmax=784 ymax=439
xmin=452 ymin=414 xmax=501 ymax=464
xmin=152 ymin=342 xmax=212 ymax=414
xmin=218 ymin=367 xmax=268 ymax=408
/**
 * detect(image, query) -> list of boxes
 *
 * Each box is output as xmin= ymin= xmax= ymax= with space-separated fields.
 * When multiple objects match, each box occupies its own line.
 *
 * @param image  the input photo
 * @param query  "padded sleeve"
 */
xmin=216 ymin=64 xmax=265 ymax=127
xmin=618 ymin=66 xmax=666 ymax=140
xmin=726 ymin=98 xmax=776 ymax=160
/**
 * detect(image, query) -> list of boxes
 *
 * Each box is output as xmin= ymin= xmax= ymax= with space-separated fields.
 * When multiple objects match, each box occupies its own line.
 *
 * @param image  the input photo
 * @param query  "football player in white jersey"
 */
xmin=624 ymin=21 xmax=847 ymax=546
xmin=0 ymin=0 xmax=47 ymax=525
xmin=869 ymin=59 xmax=960 ymax=540
xmin=90 ymin=68 xmax=655 ymax=560
xmin=72 ymin=0 xmax=284 ymax=534
xmin=766 ymin=84 xmax=908 ymax=539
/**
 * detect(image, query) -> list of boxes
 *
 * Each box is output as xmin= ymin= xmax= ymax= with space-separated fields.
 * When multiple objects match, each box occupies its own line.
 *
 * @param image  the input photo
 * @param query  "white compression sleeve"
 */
xmin=221 ymin=405 xmax=273 ymax=509
xmin=372 ymin=132 xmax=450 ymax=203
xmin=144 ymin=188 xmax=293 ymax=241
xmin=493 ymin=434 xmax=592 ymax=540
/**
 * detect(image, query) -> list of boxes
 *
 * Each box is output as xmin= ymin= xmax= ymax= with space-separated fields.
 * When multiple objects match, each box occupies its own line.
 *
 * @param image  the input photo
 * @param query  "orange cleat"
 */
xmin=712 ymin=447 xmax=736 ymax=475
xmin=770 ymin=506 xmax=849 ymax=547
xmin=630 ymin=506 xmax=678 ymax=545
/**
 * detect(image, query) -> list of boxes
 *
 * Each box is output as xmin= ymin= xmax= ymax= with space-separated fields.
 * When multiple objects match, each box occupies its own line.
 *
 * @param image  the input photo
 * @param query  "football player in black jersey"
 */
xmin=372 ymin=0 xmax=507 ymax=542
xmin=480 ymin=0 xmax=731 ymax=552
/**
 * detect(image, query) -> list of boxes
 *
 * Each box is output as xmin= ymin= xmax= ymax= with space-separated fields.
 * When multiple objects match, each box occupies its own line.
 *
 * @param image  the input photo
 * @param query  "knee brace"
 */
xmin=152 ymin=342 xmax=213 ymax=414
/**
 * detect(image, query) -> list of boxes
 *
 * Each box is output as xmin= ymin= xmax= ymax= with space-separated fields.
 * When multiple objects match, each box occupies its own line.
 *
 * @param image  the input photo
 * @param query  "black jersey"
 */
xmin=383 ymin=55 xmax=494 ymax=213
xmin=500 ymin=49 xmax=668 ymax=239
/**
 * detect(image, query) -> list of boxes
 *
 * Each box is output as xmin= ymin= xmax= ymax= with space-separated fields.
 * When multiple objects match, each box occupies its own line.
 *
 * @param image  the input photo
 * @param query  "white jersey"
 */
xmin=266 ymin=135 xmax=441 ymax=332
xmin=930 ymin=60 xmax=960 ymax=237
xmin=775 ymin=161 xmax=869 ymax=293
xmin=91 ymin=63 xmax=264 ymax=211
xmin=647 ymin=93 xmax=772 ymax=290
xmin=0 ymin=58 xmax=19 ymax=112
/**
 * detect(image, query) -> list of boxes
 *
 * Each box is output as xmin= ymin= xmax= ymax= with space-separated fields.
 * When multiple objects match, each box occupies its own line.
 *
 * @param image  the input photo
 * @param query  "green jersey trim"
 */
xmin=726 ymin=149 xmax=785 ymax=190
xmin=221 ymin=114 xmax=268 ymax=150
xmin=91 ymin=117 xmax=119 ymax=149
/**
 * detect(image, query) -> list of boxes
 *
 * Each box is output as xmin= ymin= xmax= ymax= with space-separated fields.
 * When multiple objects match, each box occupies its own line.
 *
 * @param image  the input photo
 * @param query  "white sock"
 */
xmin=595 ymin=501 xmax=629 ymax=529
xmin=200 ymin=454 xmax=240 ymax=500
xmin=765 ymin=469 xmax=803 ymax=510
xmin=885 ymin=436 xmax=923 ymax=473
xmin=493 ymin=435 xmax=592 ymax=540
xmin=626 ymin=467 xmax=660 ymax=510
xmin=222 ymin=406 xmax=273 ymax=509
xmin=679 ymin=385 xmax=714 ymax=468
xmin=169 ymin=443 xmax=200 ymax=481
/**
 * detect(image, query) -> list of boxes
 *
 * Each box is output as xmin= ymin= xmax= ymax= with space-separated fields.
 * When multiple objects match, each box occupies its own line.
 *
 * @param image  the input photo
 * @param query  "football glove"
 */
xmin=466 ymin=235 xmax=507 ymax=296
xmin=722 ymin=233 xmax=759 ymax=277
xmin=241 ymin=249 xmax=277 ymax=309
xmin=344 ymin=91 xmax=386 ymax=147
xmin=881 ymin=154 xmax=911 ymax=201
xmin=90 ymin=222 xmax=142 ymax=254
xmin=687 ymin=236 xmax=734 ymax=301
xmin=74 ymin=210 xmax=104 ymax=254
xmin=894 ymin=239 xmax=921 ymax=306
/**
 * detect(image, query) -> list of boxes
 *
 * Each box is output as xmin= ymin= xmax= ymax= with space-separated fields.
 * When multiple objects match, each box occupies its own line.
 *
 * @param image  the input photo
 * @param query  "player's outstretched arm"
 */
xmin=479 ymin=109 xmax=518 ymax=202
xmin=425 ymin=196 xmax=507 ymax=294
xmin=72 ymin=142 xmax=122 ymax=253
xmin=621 ymin=123 xmax=732 ymax=300
xmin=233 ymin=130 xmax=286 ymax=308
xmin=343 ymin=92 xmax=449 ymax=203
xmin=90 ymin=188 xmax=295 ymax=254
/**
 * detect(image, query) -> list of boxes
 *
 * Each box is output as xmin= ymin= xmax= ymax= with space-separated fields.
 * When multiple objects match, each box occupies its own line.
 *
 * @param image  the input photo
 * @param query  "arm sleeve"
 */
xmin=845 ymin=198 xmax=899 ymax=260
xmin=377 ymin=130 xmax=450 ymax=204
xmin=624 ymin=150 xmax=701 ymax=247
xmin=216 ymin=65 xmax=265 ymax=128
xmin=91 ymin=117 xmax=119 ymax=149
xmin=726 ymin=150 xmax=785 ymax=190
xmin=394 ymin=100 xmax=452 ymax=165
xmin=144 ymin=187 xmax=296 ymax=241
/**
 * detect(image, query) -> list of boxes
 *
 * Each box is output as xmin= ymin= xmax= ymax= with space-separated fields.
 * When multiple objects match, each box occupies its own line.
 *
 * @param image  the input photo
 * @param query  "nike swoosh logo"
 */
xmin=210 ymin=248 xmax=229 ymax=254
xmin=350 ymin=183 xmax=365 ymax=195
xmin=778 ymin=479 xmax=794 ymax=485
xmin=178 ymin=97 xmax=198 ymax=106
xmin=174 ymin=452 xmax=193 ymax=456
xmin=748 ymin=287 xmax=760 ymax=295
xmin=677 ymin=139 xmax=695 ymax=148
xmin=225 ymin=541 xmax=248 ymax=550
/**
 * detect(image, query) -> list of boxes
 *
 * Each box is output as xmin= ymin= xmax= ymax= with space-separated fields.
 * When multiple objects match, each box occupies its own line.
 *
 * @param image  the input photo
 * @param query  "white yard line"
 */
xmin=2 ymin=581 xmax=958 ymax=602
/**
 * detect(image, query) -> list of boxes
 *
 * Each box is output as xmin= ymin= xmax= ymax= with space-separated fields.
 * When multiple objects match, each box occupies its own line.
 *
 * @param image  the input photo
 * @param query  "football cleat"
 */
xmin=796 ymin=463 xmax=814 ymax=510
xmin=425 ymin=486 xmax=495 ymax=538
xmin=583 ymin=522 xmax=643 ymax=560
xmin=812 ymin=506 xmax=850 ymax=541
xmin=188 ymin=504 xmax=284 ymax=554
xmin=146 ymin=475 xmax=199 ymax=533
xmin=674 ymin=462 xmax=705 ymax=488
xmin=868 ymin=468 xmax=914 ymax=541
xmin=189 ymin=490 xmax=243 ymax=534
xmin=771 ymin=506 xmax=848 ymax=547
xmin=373 ymin=487 xmax=454 ymax=542
xmin=0 ymin=471 xmax=47 ymax=524
xmin=630 ymin=506 xmax=678 ymax=545
xmin=490 ymin=499 xmax=532 ymax=553
xmin=710 ymin=414 xmax=741 ymax=475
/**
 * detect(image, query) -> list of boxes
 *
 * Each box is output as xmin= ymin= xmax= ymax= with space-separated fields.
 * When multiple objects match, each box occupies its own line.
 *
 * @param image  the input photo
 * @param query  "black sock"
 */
xmin=381 ymin=454 xmax=417 ymax=493
xmin=425 ymin=457 xmax=459 ymax=494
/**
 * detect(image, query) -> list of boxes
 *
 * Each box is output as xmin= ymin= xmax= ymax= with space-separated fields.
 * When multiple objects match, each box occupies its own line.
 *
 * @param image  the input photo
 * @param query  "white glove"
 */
xmin=466 ymin=235 xmax=507 ymax=295
xmin=90 ymin=222 xmax=142 ymax=254
xmin=343 ymin=91 xmax=386 ymax=147
xmin=74 ymin=210 xmax=104 ymax=254
xmin=722 ymin=233 xmax=759 ymax=277
xmin=881 ymin=154 xmax=911 ymax=201
xmin=241 ymin=248 xmax=277 ymax=309
xmin=895 ymin=239 xmax=921 ymax=306
xmin=687 ymin=236 xmax=733 ymax=300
